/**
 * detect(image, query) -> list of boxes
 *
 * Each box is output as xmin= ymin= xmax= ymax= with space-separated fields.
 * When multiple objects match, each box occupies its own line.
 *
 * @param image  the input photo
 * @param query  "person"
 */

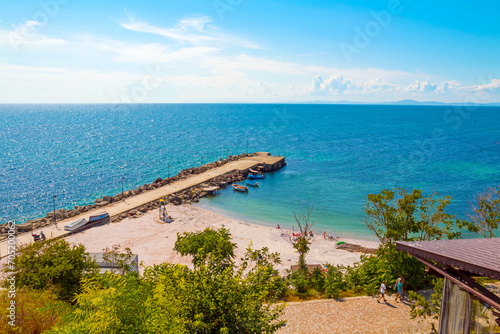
xmin=395 ymin=276 xmax=404 ymax=302
xmin=40 ymin=231 xmax=46 ymax=241
xmin=377 ymin=281 xmax=387 ymax=303
xmin=309 ymin=231 xmax=314 ymax=237
xmin=323 ymin=231 xmax=326 ymax=239
xmin=276 ymin=224 xmax=280 ymax=229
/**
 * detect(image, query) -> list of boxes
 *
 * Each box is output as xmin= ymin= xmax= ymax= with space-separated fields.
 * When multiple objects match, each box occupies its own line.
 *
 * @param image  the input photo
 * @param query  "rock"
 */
xmin=154 ymin=177 xmax=162 ymax=183
xmin=85 ymin=205 xmax=93 ymax=211
xmin=99 ymin=201 xmax=110 ymax=207
xmin=171 ymin=196 xmax=182 ymax=205
xmin=26 ymin=218 xmax=44 ymax=225
xmin=95 ymin=198 xmax=103 ymax=204
xmin=138 ymin=206 xmax=148 ymax=213
xmin=128 ymin=210 xmax=138 ymax=217
xmin=103 ymin=196 xmax=113 ymax=203
xmin=124 ymin=190 xmax=132 ymax=197
xmin=16 ymin=222 xmax=33 ymax=232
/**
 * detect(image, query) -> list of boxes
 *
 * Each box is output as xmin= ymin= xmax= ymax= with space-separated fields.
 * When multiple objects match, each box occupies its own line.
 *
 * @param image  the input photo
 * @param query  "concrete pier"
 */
xmin=0 ymin=153 xmax=286 ymax=258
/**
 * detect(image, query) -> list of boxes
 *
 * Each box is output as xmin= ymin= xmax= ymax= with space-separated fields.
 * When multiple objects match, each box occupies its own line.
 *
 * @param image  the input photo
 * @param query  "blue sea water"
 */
xmin=1 ymin=104 xmax=499 ymax=240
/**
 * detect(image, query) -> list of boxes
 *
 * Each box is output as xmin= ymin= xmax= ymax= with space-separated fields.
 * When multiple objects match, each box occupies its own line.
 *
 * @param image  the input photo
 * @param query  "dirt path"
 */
xmin=277 ymin=295 xmax=434 ymax=334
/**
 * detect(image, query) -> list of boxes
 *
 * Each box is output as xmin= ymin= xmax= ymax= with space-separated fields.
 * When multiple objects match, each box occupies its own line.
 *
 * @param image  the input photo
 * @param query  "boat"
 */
xmin=88 ymin=211 xmax=109 ymax=222
xmin=247 ymin=173 xmax=265 ymax=180
xmin=64 ymin=218 xmax=88 ymax=232
xmin=246 ymin=180 xmax=259 ymax=187
xmin=232 ymin=184 xmax=248 ymax=192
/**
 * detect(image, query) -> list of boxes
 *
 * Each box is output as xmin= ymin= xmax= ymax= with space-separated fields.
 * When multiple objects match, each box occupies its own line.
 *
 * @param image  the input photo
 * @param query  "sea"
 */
xmin=1 ymin=104 xmax=499 ymax=240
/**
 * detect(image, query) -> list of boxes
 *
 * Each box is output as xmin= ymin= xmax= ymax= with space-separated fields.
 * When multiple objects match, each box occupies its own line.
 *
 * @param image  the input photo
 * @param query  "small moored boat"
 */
xmin=247 ymin=173 xmax=265 ymax=180
xmin=88 ymin=211 xmax=109 ymax=222
xmin=64 ymin=218 xmax=88 ymax=232
xmin=246 ymin=180 xmax=259 ymax=187
xmin=232 ymin=184 xmax=248 ymax=192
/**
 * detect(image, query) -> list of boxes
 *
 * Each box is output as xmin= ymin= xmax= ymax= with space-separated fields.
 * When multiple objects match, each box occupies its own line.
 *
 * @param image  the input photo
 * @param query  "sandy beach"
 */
xmin=64 ymin=204 xmax=379 ymax=274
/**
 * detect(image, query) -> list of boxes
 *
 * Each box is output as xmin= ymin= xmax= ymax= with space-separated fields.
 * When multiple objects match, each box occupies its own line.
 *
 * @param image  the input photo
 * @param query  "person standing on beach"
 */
xmin=377 ymin=281 xmax=387 ymax=303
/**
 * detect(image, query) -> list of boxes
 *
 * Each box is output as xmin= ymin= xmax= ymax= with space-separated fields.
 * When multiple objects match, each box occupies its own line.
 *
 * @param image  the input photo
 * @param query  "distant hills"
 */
xmin=290 ymin=99 xmax=500 ymax=106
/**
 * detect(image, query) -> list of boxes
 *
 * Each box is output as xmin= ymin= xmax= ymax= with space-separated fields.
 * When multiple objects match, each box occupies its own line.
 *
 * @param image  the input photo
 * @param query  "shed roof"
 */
xmin=396 ymin=238 xmax=500 ymax=280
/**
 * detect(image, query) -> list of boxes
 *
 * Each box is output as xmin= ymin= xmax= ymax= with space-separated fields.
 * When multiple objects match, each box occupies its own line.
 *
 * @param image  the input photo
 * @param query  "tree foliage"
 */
xmin=175 ymin=227 xmax=236 ymax=268
xmin=0 ymin=288 xmax=70 ymax=334
xmin=101 ymin=244 xmax=137 ymax=274
xmin=468 ymin=186 xmax=500 ymax=238
xmin=49 ymin=228 xmax=285 ymax=333
xmin=2 ymin=239 xmax=98 ymax=302
xmin=364 ymin=188 xmax=463 ymax=242
xmin=409 ymin=278 xmax=443 ymax=333
xmin=359 ymin=188 xmax=462 ymax=294
xmin=283 ymin=206 xmax=317 ymax=271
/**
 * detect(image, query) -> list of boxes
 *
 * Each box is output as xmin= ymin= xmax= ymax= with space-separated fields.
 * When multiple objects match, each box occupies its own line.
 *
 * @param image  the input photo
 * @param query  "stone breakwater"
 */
xmin=0 ymin=152 xmax=285 ymax=239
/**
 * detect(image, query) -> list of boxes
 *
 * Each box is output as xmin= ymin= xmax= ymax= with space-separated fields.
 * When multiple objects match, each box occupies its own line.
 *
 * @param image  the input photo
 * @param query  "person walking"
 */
xmin=377 ymin=281 xmax=387 ymax=303
xmin=395 ymin=276 xmax=404 ymax=302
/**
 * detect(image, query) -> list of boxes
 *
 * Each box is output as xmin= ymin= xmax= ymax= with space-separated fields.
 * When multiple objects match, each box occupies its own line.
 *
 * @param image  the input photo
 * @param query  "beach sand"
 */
xmin=64 ymin=204 xmax=379 ymax=274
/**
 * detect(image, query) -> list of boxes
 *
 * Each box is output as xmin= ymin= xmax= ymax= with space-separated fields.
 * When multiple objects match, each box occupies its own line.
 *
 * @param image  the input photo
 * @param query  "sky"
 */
xmin=1 ymin=0 xmax=500 ymax=103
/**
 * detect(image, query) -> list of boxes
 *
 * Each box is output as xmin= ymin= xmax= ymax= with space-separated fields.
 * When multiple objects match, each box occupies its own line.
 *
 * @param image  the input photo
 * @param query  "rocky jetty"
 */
xmin=0 ymin=153 xmax=257 ymax=238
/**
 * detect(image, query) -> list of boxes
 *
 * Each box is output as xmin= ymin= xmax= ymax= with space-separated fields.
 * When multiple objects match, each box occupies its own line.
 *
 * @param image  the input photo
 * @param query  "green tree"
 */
xmin=364 ymin=188 xmax=462 ymax=242
xmin=175 ymin=227 xmax=236 ymax=268
xmin=284 ymin=206 xmax=317 ymax=272
xmin=409 ymin=278 xmax=443 ymax=333
xmin=468 ymin=186 xmax=500 ymax=238
xmin=2 ymin=239 xmax=98 ymax=302
xmin=101 ymin=244 xmax=138 ymax=274
xmin=47 ymin=272 xmax=186 ymax=334
xmin=50 ymin=228 xmax=285 ymax=333
xmin=360 ymin=188 xmax=462 ymax=293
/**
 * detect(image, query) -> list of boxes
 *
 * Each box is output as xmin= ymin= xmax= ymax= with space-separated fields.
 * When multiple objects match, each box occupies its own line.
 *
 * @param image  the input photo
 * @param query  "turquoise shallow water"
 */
xmin=1 ymin=104 xmax=499 ymax=239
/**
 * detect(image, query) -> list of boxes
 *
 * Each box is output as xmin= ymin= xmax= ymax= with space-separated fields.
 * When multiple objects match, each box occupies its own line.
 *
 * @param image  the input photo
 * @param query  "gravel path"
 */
xmin=277 ymin=294 xmax=434 ymax=334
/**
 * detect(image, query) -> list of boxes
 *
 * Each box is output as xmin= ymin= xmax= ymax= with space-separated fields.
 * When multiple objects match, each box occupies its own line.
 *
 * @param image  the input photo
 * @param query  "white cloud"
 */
xmin=360 ymin=78 xmax=398 ymax=93
xmin=471 ymin=79 xmax=500 ymax=94
xmin=120 ymin=15 xmax=259 ymax=49
xmin=0 ymin=20 xmax=66 ymax=49
xmin=436 ymin=80 xmax=460 ymax=93
xmin=309 ymin=75 xmax=398 ymax=96
xmin=405 ymin=79 xmax=463 ymax=94
xmin=405 ymin=80 xmax=438 ymax=93
xmin=310 ymin=75 xmax=352 ymax=95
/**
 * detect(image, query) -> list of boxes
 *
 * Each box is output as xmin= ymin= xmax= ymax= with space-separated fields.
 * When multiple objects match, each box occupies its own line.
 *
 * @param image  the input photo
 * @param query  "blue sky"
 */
xmin=1 ymin=0 xmax=499 ymax=103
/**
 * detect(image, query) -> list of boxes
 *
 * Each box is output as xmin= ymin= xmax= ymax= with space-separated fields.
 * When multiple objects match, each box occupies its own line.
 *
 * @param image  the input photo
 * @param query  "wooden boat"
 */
xmin=232 ymin=184 xmax=248 ymax=192
xmin=247 ymin=173 xmax=265 ymax=180
xmin=64 ymin=218 xmax=88 ymax=232
xmin=88 ymin=211 xmax=109 ymax=223
xmin=246 ymin=180 xmax=259 ymax=187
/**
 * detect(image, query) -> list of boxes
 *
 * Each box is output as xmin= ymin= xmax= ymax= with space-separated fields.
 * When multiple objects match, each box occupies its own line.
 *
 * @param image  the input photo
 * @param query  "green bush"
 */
xmin=1 ymin=239 xmax=98 ymax=302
